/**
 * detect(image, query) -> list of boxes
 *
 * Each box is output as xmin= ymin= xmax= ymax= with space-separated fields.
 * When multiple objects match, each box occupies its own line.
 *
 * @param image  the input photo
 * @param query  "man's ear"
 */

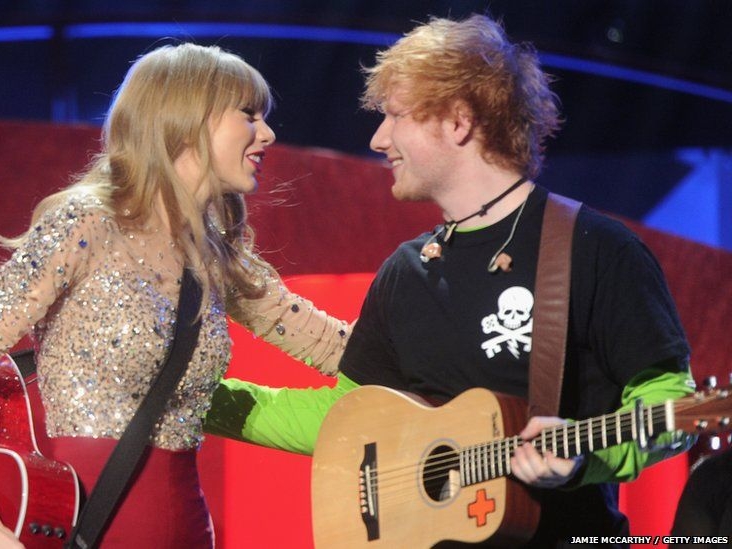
xmin=447 ymin=101 xmax=475 ymax=145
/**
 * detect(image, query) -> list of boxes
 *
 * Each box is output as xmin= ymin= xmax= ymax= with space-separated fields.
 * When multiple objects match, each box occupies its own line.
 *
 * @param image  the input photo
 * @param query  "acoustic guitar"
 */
xmin=311 ymin=384 xmax=732 ymax=548
xmin=0 ymin=354 xmax=80 ymax=548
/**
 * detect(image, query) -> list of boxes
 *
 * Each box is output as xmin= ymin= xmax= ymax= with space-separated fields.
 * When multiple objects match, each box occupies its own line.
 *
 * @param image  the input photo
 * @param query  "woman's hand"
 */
xmin=0 ymin=522 xmax=24 ymax=549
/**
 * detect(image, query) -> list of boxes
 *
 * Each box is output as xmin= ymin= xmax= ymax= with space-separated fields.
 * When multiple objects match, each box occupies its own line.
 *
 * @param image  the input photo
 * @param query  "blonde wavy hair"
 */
xmin=3 ymin=43 xmax=274 ymax=304
xmin=362 ymin=14 xmax=561 ymax=179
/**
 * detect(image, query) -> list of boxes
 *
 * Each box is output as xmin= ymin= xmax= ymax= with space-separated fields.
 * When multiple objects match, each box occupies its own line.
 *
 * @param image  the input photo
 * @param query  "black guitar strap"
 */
xmin=67 ymin=267 xmax=203 ymax=549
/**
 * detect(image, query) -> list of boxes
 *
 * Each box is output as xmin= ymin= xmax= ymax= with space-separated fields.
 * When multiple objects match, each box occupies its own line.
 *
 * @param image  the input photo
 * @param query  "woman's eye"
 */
xmin=240 ymin=108 xmax=256 ymax=121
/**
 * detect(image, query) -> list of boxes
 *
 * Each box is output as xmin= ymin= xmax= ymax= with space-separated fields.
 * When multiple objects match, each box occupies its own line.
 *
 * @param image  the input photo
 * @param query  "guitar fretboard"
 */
xmin=458 ymin=400 xmax=673 ymax=486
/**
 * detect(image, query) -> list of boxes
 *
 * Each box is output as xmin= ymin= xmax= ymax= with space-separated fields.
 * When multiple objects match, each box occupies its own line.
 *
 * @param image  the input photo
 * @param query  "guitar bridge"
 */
xmin=358 ymin=442 xmax=379 ymax=541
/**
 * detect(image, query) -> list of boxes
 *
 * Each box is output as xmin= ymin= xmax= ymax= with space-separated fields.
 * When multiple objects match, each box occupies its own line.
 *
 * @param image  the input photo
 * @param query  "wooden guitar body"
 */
xmin=312 ymin=382 xmax=732 ymax=547
xmin=311 ymin=386 xmax=539 ymax=548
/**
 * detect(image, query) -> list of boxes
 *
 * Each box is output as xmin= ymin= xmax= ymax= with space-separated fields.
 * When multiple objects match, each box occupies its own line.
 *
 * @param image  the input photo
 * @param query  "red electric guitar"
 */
xmin=0 ymin=354 xmax=80 ymax=548
xmin=312 ymin=384 xmax=732 ymax=548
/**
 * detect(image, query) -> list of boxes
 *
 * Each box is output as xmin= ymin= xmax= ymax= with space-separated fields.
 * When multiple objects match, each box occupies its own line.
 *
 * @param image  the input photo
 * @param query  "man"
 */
xmin=205 ymin=14 xmax=694 ymax=547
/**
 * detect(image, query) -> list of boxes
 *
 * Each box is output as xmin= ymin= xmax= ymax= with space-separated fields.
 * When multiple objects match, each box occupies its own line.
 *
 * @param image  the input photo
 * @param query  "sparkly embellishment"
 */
xmin=338 ymin=329 xmax=346 ymax=337
xmin=275 ymin=323 xmax=286 ymax=335
xmin=291 ymin=304 xmax=300 ymax=313
xmin=0 ymin=193 xmax=230 ymax=451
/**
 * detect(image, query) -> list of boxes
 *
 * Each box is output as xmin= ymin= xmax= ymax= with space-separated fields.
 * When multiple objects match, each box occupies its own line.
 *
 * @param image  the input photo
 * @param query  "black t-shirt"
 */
xmin=340 ymin=186 xmax=690 ymax=546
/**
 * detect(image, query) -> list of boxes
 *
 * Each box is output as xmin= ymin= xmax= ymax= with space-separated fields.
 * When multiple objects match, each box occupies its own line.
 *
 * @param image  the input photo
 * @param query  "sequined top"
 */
xmin=0 ymin=193 xmax=349 ymax=450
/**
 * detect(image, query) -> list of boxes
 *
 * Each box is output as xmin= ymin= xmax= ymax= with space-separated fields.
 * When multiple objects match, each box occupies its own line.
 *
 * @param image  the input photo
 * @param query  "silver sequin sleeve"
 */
xmin=0 ymin=196 xmax=95 ymax=354
xmin=226 ymin=274 xmax=351 ymax=376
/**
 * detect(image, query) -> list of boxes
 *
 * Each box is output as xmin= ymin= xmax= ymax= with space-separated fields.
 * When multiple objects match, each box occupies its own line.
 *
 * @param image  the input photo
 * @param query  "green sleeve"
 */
xmin=575 ymin=366 xmax=696 ymax=486
xmin=203 ymin=373 xmax=360 ymax=455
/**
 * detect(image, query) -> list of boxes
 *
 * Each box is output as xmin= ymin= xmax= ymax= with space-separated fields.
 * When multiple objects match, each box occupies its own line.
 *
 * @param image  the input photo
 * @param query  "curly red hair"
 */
xmin=362 ymin=14 xmax=561 ymax=179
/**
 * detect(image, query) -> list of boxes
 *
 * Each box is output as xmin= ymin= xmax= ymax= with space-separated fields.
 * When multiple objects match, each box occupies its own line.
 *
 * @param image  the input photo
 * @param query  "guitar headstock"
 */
xmin=673 ymin=385 xmax=732 ymax=435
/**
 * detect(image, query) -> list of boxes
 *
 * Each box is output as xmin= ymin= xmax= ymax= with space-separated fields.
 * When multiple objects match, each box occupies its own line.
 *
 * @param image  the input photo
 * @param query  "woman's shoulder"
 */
xmin=32 ymin=189 xmax=117 ymax=243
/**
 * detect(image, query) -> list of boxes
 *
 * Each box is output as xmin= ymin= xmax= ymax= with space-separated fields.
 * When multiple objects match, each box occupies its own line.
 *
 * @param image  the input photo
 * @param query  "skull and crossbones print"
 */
xmin=481 ymin=286 xmax=533 ymax=359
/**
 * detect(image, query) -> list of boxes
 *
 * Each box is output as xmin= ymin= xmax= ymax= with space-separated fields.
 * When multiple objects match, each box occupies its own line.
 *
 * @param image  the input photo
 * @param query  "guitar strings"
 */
xmin=359 ymin=403 xmax=669 ymax=506
xmin=370 ymin=395 xmax=717 ymax=510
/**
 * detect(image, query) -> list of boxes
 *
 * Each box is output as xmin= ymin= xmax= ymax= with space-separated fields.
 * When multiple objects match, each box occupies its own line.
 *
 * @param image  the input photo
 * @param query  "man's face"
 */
xmin=369 ymin=84 xmax=450 ymax=202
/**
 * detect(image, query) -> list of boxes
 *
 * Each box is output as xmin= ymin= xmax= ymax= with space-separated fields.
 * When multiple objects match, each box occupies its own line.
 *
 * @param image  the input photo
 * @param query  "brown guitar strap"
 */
xmin=528 ymin=193 xmax=581 ymax=417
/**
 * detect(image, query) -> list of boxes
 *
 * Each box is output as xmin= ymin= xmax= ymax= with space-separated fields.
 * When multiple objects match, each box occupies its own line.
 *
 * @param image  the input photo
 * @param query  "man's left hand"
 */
xmin=510 ymin=416 xmax=584 ymax=488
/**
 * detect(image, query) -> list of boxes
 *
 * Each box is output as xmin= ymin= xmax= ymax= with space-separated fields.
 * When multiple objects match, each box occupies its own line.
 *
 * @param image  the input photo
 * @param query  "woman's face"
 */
xmin=207 ymin=104 xmax=276 ymax=195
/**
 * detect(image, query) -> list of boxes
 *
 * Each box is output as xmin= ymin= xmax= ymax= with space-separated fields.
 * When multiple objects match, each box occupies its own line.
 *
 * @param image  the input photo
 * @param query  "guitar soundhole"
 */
xmin=422 ymin=444 xmax=459 ymax=502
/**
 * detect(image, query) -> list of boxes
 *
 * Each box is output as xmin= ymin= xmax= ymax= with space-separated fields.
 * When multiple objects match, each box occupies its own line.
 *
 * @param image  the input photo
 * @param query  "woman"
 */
xmin=0 ymin=43 xmax=348 ymax=547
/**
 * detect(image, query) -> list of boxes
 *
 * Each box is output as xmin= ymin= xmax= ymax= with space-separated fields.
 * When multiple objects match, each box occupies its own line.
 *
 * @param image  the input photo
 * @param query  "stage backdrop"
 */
xmin=2 ymin=120 xmax=732 ymax=548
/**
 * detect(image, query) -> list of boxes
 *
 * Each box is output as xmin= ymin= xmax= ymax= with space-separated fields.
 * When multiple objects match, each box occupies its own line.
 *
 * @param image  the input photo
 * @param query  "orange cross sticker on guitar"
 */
xmin=467 ymin=489 xmax=496 ymax=527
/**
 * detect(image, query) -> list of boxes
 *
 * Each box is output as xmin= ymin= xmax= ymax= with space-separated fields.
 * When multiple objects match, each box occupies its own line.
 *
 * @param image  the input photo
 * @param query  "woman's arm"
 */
xmin=226 ymin=274 xmax=352 ymax=375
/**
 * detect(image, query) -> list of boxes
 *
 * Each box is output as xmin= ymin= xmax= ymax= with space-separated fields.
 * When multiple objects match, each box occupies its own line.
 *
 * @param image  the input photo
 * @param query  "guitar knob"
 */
xmin=54 ymin=526 xmax=67 ymax=539
xmin=28 ymin=523 xmax=41 ymax=535
xmin=41 ymin=524 xmax=53 ymax=536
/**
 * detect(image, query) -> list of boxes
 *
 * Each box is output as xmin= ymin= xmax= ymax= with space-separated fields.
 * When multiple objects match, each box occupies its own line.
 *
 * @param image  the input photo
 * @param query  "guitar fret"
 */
xmin=466 ymin=448 xmax=472 ymax=485
xmin=552 ymin=427 xmax=557 ymax=455
xmin=498 ymin=440 xmax=504 ymax=476
xmin=497 ymin=441 xmax=503 ymax=476
xmin=563 ymin=423 xmax=569 ymax=458
xmin=505 ymin=439 xmax=512 ymax=475
xmin=601 ymin=415 xmax=607 ymax=448
xmin=587 ymin=418 xmax=593 ymax=452
xmin=470 ymin=446 xmax=478 ymax=483
xmin=490 ymin=441 xmax=496 ymax=479
xmin=646 ymin=400 xmax=654 ymax=437
xmin=459 ymin=449 xmax=465 ymax=485
xmin=480 ymin=444 xmax=490 ymax=480
xmin=630 ymin=406 xmax=637 ymax=443
xmin=470 ymin=446 xmax=482 ymax=482
xmin=574 ymin=422 xmax=581 ymax=456
xmin=465 ymin=446 xmax=472 ymax=485
xmin=615 ymin=411 xmax=621 ymax=444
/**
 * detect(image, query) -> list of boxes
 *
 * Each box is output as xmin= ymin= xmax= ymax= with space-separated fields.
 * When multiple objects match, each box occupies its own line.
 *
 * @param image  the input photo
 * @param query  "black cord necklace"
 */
xmin=420 ymin=176 xmax=528 ymax=262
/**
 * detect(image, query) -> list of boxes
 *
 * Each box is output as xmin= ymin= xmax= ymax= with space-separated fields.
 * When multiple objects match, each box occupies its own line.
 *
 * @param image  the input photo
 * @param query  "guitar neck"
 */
xmin=458 ymin=400 xmax=673 ymax=486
